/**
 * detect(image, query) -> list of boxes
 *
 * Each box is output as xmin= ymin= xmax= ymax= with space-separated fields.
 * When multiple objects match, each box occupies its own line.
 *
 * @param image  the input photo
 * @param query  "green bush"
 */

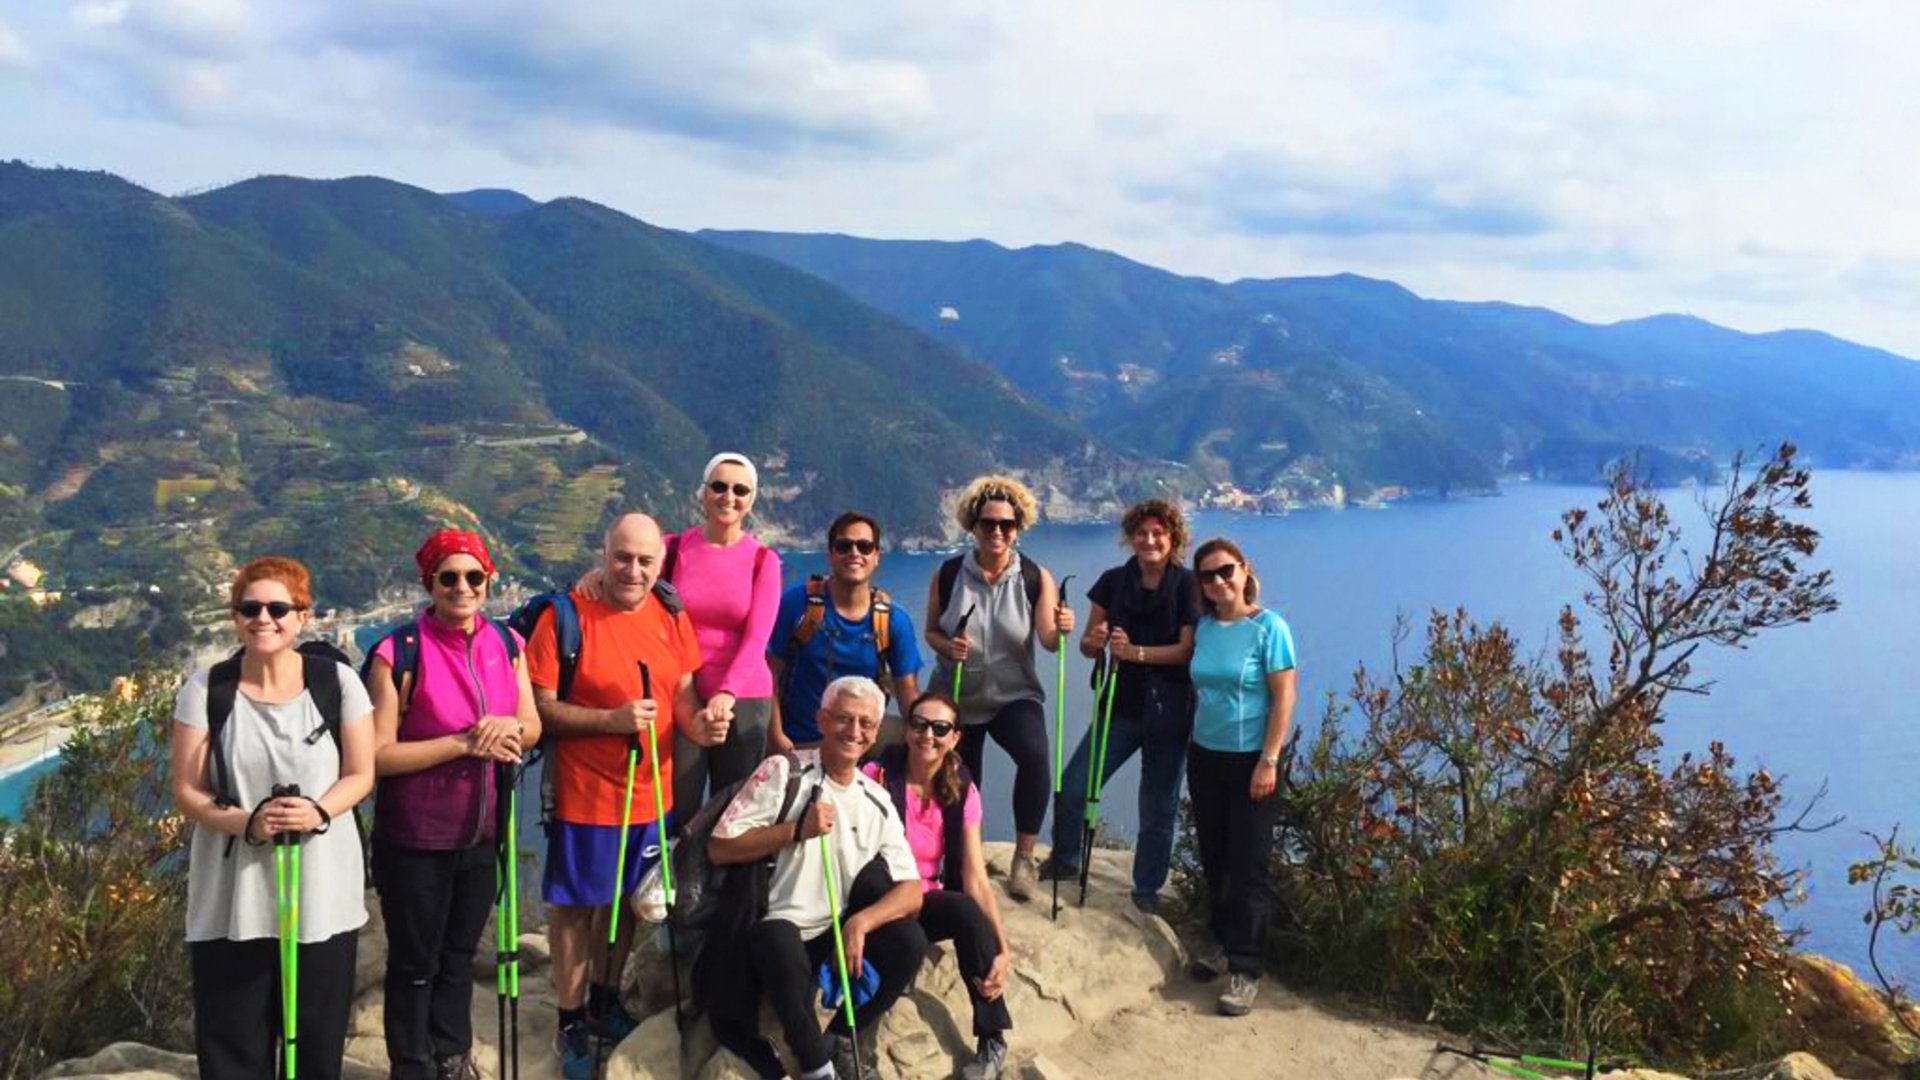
xmin=0 ymin=668 xmax=191 ymax=1078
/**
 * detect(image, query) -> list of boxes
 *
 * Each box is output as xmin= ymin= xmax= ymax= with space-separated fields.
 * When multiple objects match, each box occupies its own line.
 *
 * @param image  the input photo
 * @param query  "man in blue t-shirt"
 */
xmin=767 ymin=511 xmax=924 ymax=750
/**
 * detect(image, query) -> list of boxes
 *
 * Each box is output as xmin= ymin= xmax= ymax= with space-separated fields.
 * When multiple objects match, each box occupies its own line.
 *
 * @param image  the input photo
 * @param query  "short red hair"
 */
xmin=229 ymin=556 xmax=313 ymax=610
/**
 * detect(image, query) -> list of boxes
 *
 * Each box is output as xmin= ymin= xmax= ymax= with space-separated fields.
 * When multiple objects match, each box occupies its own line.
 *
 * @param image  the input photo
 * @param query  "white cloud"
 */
xmin=1 ymin=0 xmax=1917 ymax=356
xmin=0 ymin=19 xmax=31 ymax=70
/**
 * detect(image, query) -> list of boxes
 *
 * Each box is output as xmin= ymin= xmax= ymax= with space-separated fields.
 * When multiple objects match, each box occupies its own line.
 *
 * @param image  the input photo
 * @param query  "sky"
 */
xmin=4 ymin=0 xmax=1918 ymax=358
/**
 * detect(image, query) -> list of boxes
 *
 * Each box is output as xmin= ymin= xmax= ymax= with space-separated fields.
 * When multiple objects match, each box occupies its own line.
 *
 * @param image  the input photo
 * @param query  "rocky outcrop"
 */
xmin=1783 ymin=954 xmax=1920 ymax=1079
xmin=36 ymin=846 xmax=1889 ymax=1080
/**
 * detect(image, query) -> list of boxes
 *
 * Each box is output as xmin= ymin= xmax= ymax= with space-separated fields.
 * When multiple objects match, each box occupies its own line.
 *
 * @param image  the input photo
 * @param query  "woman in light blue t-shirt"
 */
xmin=1184 ymin=537 xmax=1297 ymax=1019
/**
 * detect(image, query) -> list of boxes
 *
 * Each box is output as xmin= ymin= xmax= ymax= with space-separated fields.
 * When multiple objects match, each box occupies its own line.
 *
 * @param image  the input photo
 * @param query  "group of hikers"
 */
xmin=166 ymin=456 xmax=1299 ymax=1080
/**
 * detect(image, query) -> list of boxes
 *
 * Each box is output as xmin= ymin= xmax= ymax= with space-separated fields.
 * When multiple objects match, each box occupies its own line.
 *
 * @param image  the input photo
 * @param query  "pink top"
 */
xmin=670 ymin=526 xmax=782 ymax=701
xmin=861 ymin=761 xmax=983 ymax=893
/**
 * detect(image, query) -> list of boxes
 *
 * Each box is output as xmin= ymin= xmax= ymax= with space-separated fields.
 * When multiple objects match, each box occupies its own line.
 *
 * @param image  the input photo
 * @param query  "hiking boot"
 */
xmin=589 ymin=998 xmax=641 ymax=1049
xmin=959 ymin=1034 xmax=1009 ymax=1080
xmin=1036 ymin=854 xmax=1079 ymax=882
xmin=1188 ymin=942 xmax=1228 ymax=982
xmin=555 ymin=1020 xmax=595 ymax=1080
xmin=1007 ymin=851 xmax=1038 ymax=902
xmin=433 ymin=1053 xmax=480 ymax=1080
xmin=1218 ymin=972 xmax=1259 ymax=1016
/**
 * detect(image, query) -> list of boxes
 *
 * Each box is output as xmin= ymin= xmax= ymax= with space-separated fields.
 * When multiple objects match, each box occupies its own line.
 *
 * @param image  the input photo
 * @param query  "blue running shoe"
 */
xmin=555 ymin=1020 xmax=595 ymax=1080
xmin=590 ymin=999 xmax=641 ymax=1047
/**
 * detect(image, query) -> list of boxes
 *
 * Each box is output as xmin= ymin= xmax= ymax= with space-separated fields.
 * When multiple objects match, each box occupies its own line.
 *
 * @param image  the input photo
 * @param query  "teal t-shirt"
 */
xmin=1190 ymin=608 xmax=1297 ymax=753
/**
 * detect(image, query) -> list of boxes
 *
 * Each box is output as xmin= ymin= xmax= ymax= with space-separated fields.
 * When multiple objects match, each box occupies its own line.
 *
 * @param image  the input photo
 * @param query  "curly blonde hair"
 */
xmin=953 ymin=474 xmax=1041 ymax=532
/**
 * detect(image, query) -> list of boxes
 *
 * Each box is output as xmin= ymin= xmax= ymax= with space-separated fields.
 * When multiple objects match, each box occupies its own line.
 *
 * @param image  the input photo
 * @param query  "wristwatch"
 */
xmin=1259 ymin=754 xmax=1280 ymax=768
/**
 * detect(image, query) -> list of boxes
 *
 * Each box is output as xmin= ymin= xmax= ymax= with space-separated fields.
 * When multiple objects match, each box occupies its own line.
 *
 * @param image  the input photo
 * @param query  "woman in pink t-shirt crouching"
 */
xmin=864 ymin=692 xmax=1014 ymax=1080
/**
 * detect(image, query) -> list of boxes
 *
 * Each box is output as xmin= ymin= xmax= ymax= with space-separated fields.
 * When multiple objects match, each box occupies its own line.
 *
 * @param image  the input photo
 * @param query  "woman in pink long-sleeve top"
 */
xmin=662 ymin=451 xmax=784 ymax=822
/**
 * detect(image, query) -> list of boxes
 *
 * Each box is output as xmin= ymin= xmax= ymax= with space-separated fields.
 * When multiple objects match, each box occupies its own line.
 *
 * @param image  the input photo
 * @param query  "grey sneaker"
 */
xmin=1218 ymin=972 xmax=1259 ymax=1016
xmin=959 ymin=1034 xmax=1009 ymax=1080
xmin=433 ymin=1053 xmax=480 ymax=1080
xmin=1007 ymin=851 xmax=1038 ymax=902
xmin=1188 ymin=942 xmax=1228 ymax=982
xmin=829 ymin=1031 xmax=860 ymax=1079
xmin=1035 ymin=854 xmax=1079 ymax=882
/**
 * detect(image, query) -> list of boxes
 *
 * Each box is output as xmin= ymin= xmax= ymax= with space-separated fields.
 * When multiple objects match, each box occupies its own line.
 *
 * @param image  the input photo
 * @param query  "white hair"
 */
xmin=702 ymin=452 xmax=758 ymax=489
xmin=821 ymin=675 xmax=885 ymax=715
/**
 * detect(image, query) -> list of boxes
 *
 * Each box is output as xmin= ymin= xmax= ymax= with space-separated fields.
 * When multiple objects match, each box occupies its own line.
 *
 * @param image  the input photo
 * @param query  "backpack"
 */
xmin=669 ymin=750 xmax=815 ymax=935
xmin=786 ymin=575 xmax=893 ymax=674
xmin=360 ymin=615 xmax=521 ymax=713
xmin=203 ymin=640 xmax=366 ymax=866
xmin=937 ymin=553 xmax=1043 ymax=620
xmin=872 ymin=744 xmax=972 ymax=892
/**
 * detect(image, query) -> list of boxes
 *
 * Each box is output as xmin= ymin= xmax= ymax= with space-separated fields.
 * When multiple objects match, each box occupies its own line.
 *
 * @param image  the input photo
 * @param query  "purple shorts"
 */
xmin=542 ymin=817 xmax=672 ymax=908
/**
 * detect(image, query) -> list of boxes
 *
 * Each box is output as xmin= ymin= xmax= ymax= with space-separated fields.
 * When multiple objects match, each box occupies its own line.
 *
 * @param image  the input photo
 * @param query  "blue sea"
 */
xmin=3 ymin=470 xmax=1913 ymax=981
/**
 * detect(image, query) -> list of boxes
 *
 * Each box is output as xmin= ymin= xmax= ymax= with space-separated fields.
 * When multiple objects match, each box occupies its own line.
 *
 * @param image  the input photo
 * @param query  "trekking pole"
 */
xmin=950 ymin=604 xmax=978 ymax=700
xmin=1435 ymin=1045 xmax=1605 ymax=1080
xmin=1051 ymin=575 xmax=1074 ymax=923
xmin=820 ymin=834 xmax=865 ymax=1080
xmin=640 ymin=662 xmax=685 ymax=1031
xmin=599 ymin=669 xmax=646 ymax=1067
xmin=494 ymin=760 xmax=522 ymax=1080
xmin=271 ymin=783 xmax=303 ymax=1080
xmin=1078 ymin=650 xmax=1119 ymax=908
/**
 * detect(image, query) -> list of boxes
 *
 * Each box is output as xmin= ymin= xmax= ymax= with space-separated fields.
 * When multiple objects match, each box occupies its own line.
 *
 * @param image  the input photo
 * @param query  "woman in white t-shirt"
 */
xmin=863 ymin=692 xmax=1014 ymax=1080
xmin=168 ymin=556 xmax=375 ymax=1080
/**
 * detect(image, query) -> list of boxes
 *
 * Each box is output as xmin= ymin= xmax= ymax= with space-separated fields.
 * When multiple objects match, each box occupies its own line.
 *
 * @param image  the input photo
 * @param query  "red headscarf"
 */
xmin=414 ymin=528 xmax=496 ymax=587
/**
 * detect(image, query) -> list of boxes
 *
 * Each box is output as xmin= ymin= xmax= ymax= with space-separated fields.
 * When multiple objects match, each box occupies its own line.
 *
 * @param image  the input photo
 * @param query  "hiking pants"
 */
xmin=1187 ymin=745 xmax=1280 ymax=975
xmin=958 ymin=698 xmax=1050 ymax=836
xmin=372 ymin=837 xmax=497 ymax=1078
xmin=190 ymin=929 xmax=358 ymax=1080
xmin=748 ymin=859 xmax=930 ymax=1073
xmin=674 ymin=696 xmax=772 ymax=830
xmin=1049 ymin=678 xmax=1193 ymax=898
xmin=920 ymin=889 xmax=1012 ymax=1037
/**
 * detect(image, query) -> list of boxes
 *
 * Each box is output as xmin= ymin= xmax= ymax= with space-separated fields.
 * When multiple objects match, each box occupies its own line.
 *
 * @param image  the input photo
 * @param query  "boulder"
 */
xmin=38 ymin=1042 xmax=199 ymax=1078
xmin=1784 ymin=954 xmax=1920 ymax=1079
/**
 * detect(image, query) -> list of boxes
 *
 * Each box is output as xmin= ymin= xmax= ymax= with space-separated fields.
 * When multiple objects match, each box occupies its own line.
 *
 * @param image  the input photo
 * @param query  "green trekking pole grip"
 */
xmin=270 ymin=782 xmax=303 ymax=1080
xmin=820 ymin=834 xmax=862 ymax=1080
xmin=949 ymin=604 xmax=977 ymax=700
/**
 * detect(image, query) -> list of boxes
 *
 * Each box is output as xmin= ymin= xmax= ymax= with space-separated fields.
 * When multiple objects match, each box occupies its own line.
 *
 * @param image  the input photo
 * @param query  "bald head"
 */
xmin=600 ymin=512 xmax=664 ymax=610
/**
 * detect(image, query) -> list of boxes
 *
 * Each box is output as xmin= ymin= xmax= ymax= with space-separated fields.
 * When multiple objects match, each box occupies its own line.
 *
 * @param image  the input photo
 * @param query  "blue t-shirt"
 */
xmin=768 ymin=581 xmax=924 ymax=744
xmin=1190 ymin=608 xmax=1297 ymax=753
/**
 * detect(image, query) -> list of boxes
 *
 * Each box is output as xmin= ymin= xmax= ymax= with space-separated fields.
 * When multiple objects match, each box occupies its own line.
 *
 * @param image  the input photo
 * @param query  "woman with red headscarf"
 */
xmin=365 ymin=529 xmax=542 ymax=1080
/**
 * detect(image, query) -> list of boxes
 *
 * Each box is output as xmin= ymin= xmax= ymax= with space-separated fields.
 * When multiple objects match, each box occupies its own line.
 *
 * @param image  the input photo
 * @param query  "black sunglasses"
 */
xmin=1196 ymin=563 xmax=1241 ymax=584
xmin=907 ymin=716 xmax=957 ymax=738
xmin=831 ymin=537 xmax=878 ymax=556
xmin=233 ymin=600 xmax=303 ymax=620
xmin=975 ymin=517 xmax=1018 ymax=535
xmin=707 ymin=480 xmax=753 ymax=498
xmin=436 ymin=569 xmax=488 ymax=589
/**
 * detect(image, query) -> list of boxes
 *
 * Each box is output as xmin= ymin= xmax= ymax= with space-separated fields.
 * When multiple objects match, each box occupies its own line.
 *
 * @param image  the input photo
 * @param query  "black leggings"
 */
xmin=372 ymin=838 xmax=497 ymax=1078
xmin=190 ymin=929 xmax=359 ymax=1080
xmin=958 ymin=698 xmax=1050 ymax=836
xmin=920 ymin=889 xmax=1011 ymax=1037
xmin=1187 ymin=745 xmax=1279 ymax=975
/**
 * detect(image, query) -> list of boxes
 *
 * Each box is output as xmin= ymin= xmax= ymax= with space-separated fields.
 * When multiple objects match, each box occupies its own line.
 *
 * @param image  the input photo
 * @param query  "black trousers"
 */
xmin=1186 ymin=745 xmax=1279 ymax=975
xmin=190 ymin=929 xmax=359 ymax=1080
xmin=674 ymin=696 xmax=773 ymax=831
xmin=746 ymin=859 xmax=929 ymax=1073
xmin=958 ymin=698 xmax=1050 ymax=835
xmin=372 ymin=837 xmax=498 ymax=1078
xmin=920 ymin=889 xmax=1011 ymax=1037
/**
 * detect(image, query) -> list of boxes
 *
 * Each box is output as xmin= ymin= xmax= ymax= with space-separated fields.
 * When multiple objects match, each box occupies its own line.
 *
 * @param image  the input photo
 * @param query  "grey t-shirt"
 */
xmin=174 ymin=662 xmax=373 ymax=943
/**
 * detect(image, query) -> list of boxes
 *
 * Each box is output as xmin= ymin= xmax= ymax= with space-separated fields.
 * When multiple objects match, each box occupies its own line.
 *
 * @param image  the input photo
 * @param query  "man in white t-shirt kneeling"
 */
xmin=710 ymin=676 xmax=928 ymax=1079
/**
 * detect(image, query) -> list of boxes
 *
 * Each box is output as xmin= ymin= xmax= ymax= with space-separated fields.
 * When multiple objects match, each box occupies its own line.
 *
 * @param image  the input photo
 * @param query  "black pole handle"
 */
xmin=634 ymin=661 xmax=653 ymax=752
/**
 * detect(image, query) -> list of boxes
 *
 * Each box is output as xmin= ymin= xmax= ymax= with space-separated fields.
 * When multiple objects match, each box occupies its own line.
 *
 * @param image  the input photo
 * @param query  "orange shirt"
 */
xmin=525 ymin=592 xmax=703 ymax=826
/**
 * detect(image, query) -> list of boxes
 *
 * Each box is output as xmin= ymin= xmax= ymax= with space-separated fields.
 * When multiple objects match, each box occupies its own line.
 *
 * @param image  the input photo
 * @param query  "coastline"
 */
xmin=0 ymin=721 xmax=74 ymax=780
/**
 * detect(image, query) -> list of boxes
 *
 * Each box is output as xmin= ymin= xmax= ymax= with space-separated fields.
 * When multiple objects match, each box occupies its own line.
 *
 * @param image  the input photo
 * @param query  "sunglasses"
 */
xmin=831 ymin=537 xmax=878 ymax=556
xmin=907 ymin=716 xmax=957 ymax=738
xmin=233 ymin=600 xmax=304 ymax=620
xmin=1196 ymin=563 xmax=1241 ymax=584
xmin=436 ymin=569 xmax=488 ymax=589
xmin=707 ymin=480 xmax=754 ymax=498
xmin=975 ymin=517 xmax=1019 ymax=535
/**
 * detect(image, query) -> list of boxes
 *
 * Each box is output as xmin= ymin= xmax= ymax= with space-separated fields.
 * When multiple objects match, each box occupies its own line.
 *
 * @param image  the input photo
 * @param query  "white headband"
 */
xmin=702 ymin=452 xmax=758 ymax=489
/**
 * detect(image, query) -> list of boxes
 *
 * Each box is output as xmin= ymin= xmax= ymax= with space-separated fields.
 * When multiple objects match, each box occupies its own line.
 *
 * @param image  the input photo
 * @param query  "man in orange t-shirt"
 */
xmin=526 ymin=512 xmax=727 ymax=1075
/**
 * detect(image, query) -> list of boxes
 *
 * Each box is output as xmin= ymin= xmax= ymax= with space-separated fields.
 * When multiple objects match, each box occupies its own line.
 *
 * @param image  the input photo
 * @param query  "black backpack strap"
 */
xmin=937 ymin=556 xmax=963 ymax=618
xmin=941 ymin=762 xmax=975 ymax=891
xmin=876 ymin=745 xmax=910 ymax=822
xmin=300 ymin=652 xmax=345 ymax=744
xmin=1020 ymin=555 xmax=1043 ymax=611
xmin=662 ymin=533 xmax=681 ymax=584
xmin=552 ymin=593 xmax=582 ymax=702
xmin=205 ymin=652 xmax=244 ymax=810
